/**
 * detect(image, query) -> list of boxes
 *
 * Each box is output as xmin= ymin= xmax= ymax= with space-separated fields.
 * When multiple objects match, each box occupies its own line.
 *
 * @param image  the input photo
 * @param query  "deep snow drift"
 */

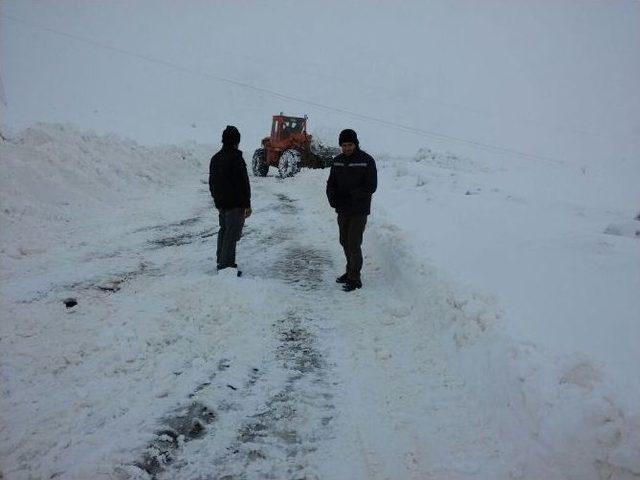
xmin=1 ymin=125 xmax=638 ymax=479
xmin=0 ymin=123 xmax=211 ymax=255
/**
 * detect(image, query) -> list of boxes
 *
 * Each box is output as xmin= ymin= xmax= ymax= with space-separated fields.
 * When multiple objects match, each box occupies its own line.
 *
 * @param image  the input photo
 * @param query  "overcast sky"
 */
xmin=2 ymin=0 xmax=639 ymax=162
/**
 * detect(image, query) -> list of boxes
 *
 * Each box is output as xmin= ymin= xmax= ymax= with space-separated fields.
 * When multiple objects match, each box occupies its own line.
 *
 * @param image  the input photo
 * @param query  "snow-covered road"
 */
xmin=1 ymin=127 xmax=638 ymax=479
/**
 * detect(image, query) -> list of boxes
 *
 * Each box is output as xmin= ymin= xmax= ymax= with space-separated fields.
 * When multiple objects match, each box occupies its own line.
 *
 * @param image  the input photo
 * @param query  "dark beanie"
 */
xmin=339 ymin=128 xmax=358 ymax=145
xmin=222 ymin=125 xmax=240 ymax=145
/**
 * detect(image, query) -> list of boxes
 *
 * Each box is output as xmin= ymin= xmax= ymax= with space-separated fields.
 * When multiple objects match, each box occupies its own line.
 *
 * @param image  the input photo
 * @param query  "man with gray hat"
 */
xmin=326 ymin=129 xmax=377 ymax=291
xmin=209 ymin=125 xmax=252 ymax=276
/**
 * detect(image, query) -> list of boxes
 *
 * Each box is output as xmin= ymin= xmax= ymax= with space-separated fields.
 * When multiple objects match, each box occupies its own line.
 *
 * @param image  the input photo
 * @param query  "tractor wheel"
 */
xmin=278 ymin=149 xmax=302 ymax=178
xmin=252 ymin=148 xmax=269 ymax=177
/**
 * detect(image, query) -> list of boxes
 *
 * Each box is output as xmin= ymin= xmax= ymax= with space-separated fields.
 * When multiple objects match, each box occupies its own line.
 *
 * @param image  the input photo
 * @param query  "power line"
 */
xmin=3 ymin=13 xmax=563 ymax=164
xmin=0 ymin=73 xmax=7 ymax=106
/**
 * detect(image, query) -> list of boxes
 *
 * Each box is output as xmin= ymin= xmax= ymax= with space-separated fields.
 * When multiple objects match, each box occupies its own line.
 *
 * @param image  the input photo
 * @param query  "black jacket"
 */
xmin=326 ymin=148 xmax=377 ymax=215
xmin=209 ymin=146 xmax=251 ymax=210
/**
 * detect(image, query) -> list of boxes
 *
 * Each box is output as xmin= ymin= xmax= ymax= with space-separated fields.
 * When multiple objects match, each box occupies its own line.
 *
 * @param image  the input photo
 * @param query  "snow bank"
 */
xmin=0 ymin=123 xmax=211 ymax=256
xmin=364 ymin=205 xmax=640 ymax=480
xmin=374 ymin=143 xmax=640 ymax=417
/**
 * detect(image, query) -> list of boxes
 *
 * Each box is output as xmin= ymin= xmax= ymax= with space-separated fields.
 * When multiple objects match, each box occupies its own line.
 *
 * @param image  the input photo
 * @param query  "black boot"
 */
xmin=342 ymin=279 xmax=362 ymax=292
xmin=336 ymin=273 xmax=348 ymax=284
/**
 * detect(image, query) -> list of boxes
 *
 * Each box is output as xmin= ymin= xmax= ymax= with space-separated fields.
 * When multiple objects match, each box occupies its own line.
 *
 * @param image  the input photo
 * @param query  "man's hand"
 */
xmin=244 ymin=207 xmax=252 ymax=219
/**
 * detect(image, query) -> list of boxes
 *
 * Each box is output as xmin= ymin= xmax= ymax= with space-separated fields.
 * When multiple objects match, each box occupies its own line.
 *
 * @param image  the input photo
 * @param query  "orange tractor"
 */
xmin=252 ymin=114 xmax=339 ymax=178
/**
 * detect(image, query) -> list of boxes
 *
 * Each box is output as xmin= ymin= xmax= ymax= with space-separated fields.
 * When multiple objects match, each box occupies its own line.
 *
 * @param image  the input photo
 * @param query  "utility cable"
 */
xmin=3 ymin=13 xmax=564 ymax=164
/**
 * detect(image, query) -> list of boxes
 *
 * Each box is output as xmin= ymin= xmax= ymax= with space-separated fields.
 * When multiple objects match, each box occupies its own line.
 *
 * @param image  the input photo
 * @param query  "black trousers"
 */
xmin=217 ymin=208 xmax=245 ymax=268
xmin=337 ymin=213 xmax=368 ymax=282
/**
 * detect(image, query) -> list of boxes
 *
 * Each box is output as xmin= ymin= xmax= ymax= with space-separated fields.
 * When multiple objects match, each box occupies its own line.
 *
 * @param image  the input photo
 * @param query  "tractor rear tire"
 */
xmin=252 ymin=148 xmax=269 ymax=177
xmin=278 ymin=149 xmax=302 ymax=178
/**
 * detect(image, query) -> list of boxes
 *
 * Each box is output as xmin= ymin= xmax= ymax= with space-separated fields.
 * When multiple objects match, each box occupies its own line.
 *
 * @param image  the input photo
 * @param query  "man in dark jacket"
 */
xmin=326 ymin=129 xmax=377 ymax=291
xmin=209 ymin=125 xmax=252 ymax=276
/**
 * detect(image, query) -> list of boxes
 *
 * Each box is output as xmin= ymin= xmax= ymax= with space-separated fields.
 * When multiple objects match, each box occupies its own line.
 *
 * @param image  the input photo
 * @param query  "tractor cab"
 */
xmin=271 ymin=115 xmax=307 ymax=141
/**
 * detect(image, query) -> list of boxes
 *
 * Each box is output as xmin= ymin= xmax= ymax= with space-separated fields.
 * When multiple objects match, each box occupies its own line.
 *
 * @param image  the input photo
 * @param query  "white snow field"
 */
xmin=2 ymin=0 xmax=640 ymax=478
xmin=1 ymin=125 xmax=638 ymax=479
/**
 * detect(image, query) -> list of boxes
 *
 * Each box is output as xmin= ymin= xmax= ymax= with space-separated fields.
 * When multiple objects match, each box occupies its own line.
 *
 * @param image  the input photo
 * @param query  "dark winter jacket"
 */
xmin=326 ymin=148 xmax=377 ymax=215
xmin=209 ymin=146 xmax=251 ymax=210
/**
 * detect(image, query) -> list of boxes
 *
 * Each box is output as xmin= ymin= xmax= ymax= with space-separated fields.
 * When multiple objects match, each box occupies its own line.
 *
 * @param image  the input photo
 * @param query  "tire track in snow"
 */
xmin=123 ymin=178 xmax=338 ymax=479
